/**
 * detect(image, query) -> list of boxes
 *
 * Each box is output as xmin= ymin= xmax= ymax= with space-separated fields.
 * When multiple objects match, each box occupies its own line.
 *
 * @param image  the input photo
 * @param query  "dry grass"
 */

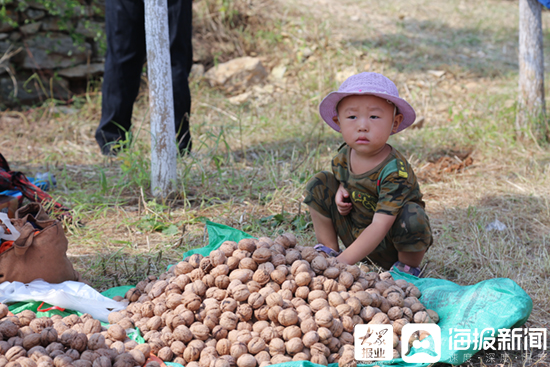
xmin=2 ymin=0 xmax=550 ymax=365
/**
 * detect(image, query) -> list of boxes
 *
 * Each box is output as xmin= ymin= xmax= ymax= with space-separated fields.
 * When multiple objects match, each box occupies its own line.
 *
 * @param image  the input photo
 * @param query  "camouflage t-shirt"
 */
xmin=332 ymin=144 xmax=425 ymax=229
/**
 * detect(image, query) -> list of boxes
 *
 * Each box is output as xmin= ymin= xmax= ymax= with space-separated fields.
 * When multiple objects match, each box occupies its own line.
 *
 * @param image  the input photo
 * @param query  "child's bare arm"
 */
xmin=336 ymin=212 xmax=396 ymax=265
xmin=335 ymin=183 xmax=352 ymax=216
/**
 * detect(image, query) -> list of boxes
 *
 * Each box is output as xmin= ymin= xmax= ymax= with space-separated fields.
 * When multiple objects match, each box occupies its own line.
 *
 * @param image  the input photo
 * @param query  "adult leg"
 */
xmin=96 ymin=0 xmax=147 ymax=154
xmin=167 ymin=0 xmax=193 ymax=154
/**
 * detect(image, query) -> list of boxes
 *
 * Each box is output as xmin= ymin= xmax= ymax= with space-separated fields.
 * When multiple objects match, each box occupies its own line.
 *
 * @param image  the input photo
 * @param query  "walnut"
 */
xmin=426 ymin=309 xmax=439 ymax=323
xmin=124 ymin=288 xmax=141 ymax=303
xmin=92 ymin=356 xmax=111 ymax=367
xmin=230 ymin=342 xmax=247 ymax=360
xmin=251 ymin=249 xmax=271 ymax=264
xmin=134 ymin=343 xmax=151 ymax=359
xmin=211 ymin=264 xmax=230 ymax=278
xmin=107 ymin=325 xmax=126 ymax=342
xmin=229 ymin=270 xmax=254 ymax=284
xmin=215 ymin=276 xmax=231 ymax=290
xmin=406 ymin=285 xmax=421 ymax=298
xmin=328 ymin=319 xmax=343 ymax=338
xmin=62 ymin=315 xmax=81 ymax=328
xmin=73 ymin=361 xmax=92 ymax=367
xmin=238 ymin=239 xmax=257 ymax=253
xmin=236 ymin=354 xmax=256 ymax=367
xmin=58 ymin=330 xmax=77 ymax=347
xmin=219 ymin=241 xmax=238 ymax=257
xmin=336 ymin=272 xmax=353 ymax=288
xmin=250 ymin=269 xmax=270 ymax=286
xmin=110 ymin=341 xmax=125 ymax=354
xmin=227 ymin=257 xmax=240 ymax=271
xmin=127 ymin=350 xmax=144 ymax=367
xmin=270 ymin=355 xmax=291 ymax=364
xmin=188 ymin=254 xmax=204 ymax=268
xmin=190 ymin=323 xmax=210 ymax=341
xmin=6 ymin=337 xmax=22 ymax=349
xmin=70 ymin=333 xmax=88 ymax=353
xmin=269 ymin=270 xmax=285 ymax=285
xmin=257 ymin=327 xmax=275 ymax=344
xmin=219 ymin=312 xmax=238 ymax=331
xmin=414 ymin=311 xmax=433 ymax=324
xmin=181 ymin=294 xmax=201 ymax=312
xmin=284 ymin=250 xmax=301 ymax=265
xmin=216 ymin=339 xmax=231 ymax=355
xmin=0 ymin=304 xmax=9 ymax=319
xmin=212 ymin=326 xmax=228 ymax=341
xmin=247 ymin=337 xmax=266 ymax=355
xmin=63 ymin=349 xmax=79 ymax=361
xmin=157 ymin=346 xmax=173 ymax=362
xmin=267 ymin=338 xmax=284 ymax=357
xmin=220 ymin=298 xmax=238 ymax=313
xmin=299 ymin=318 xmax=317 ymax=334
xmin=311 ymin=257 xmax=328 ymax=274
xmin=368 ymin=313 xmax=390 ymax=325
xmin=232 ymin=285 xmax=251 ymax=303
xmin=22 ymin=334 xmax=41 ymax=351
xmin=235 ymin=304 xmax=253 ymax=323
xmin=17 ymin=326 xmax=33 ymax=339
xmin=87 ymin=334 xmax=105 ymax=350
xmin=6 ymin=346 xmax=26 ymax=361
xmin=302 ymin=331 xmax=319 ymax=348
xmin=277 ymin=310 xmax=298 ymax=327
xmin=0 ymin=321 xmax=20 ymax=339
xmin=266 ymin=307 xmax=282 ymax=324
xmin=80 ymin=351 xmax=99 ymax=363
xmin=44 ymin=343 xmax=62 ymax=355
xmin=17 ymin=311 xmax=36 ymax=328
xmin=210 ymin=250 xmax=227 ymax=267
xmin=314 ymin=309 xmax=333 ymax=328
xmin=270 ymin=254 xmax=286 ymax=267
xmin=26 ymin=346 xmax=47 ymax=362
xmin=281 ymin=326 xmax=301 ymax=341
xmin=392 ymin=318 xmax=408 ymax=335
xmin=410 ymin=302 xmax=425 ymax=313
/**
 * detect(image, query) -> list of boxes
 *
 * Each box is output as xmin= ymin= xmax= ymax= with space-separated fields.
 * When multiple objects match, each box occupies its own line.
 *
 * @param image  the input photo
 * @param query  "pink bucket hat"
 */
xmin=319 ymin=72 xmax=416 ymax=134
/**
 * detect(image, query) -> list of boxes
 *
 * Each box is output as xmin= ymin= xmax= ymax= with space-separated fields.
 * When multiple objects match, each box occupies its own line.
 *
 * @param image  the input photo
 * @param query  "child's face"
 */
xmin=333 ymin=95 xmax=403 ymax=158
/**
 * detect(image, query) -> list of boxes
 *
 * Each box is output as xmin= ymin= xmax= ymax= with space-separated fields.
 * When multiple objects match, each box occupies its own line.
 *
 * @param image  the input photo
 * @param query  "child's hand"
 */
xmin=336 ymin=184 xmax=352 ymax=216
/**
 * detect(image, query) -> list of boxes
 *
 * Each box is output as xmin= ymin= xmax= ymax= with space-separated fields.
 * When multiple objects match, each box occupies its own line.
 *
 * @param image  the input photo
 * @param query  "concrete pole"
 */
xmin=517 ymin=0 xmax=546 ymax=139
xmin=144 ymin=0 xmax=177 ymax=197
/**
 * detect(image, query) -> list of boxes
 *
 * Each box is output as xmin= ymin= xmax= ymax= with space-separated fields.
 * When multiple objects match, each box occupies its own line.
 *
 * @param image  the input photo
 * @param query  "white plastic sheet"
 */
xmin=0 ymin=279 xmax=125 ymax=322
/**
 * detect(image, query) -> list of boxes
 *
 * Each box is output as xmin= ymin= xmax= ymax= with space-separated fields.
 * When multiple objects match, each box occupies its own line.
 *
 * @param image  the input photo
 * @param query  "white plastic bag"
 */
xmin=0 ymin=213 xmax=20 ymax=241
xmin=0 ymin=279 xmax=125 ymax=322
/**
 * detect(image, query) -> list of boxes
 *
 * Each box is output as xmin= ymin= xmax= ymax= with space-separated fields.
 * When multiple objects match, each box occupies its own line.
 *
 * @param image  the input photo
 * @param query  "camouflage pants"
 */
xmin=304 ymin=171 xmax=433 ymax=269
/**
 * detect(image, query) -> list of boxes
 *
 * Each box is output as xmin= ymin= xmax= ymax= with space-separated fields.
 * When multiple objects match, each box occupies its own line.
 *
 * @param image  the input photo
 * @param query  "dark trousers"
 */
xmin=96 ymin=0 xmax=193 ymax=153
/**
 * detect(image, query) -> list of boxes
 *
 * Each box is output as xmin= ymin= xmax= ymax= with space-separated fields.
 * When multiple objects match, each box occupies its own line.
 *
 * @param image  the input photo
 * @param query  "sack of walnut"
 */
xmin=111 ymin=233 xmax=440 ymax=367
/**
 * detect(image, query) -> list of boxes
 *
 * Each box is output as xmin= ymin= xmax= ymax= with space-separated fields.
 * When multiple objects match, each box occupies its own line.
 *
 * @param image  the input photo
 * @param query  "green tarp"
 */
xmin=5 ymin=221 xmax=533 ymax=367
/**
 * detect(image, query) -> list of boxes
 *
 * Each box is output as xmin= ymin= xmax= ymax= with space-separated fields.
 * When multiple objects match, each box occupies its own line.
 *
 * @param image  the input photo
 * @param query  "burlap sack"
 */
xmin=0 ymin=203 xmax=79 ymax=284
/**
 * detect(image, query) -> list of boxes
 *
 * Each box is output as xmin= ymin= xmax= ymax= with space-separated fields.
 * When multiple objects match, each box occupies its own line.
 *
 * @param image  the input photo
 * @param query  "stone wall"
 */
xmin=0 ymin=0 xmax=106 ymax=107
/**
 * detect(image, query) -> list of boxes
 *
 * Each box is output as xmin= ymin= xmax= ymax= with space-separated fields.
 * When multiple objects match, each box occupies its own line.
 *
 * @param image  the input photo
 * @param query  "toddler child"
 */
xmin=304 ymin=72 xmax=432 ymax=276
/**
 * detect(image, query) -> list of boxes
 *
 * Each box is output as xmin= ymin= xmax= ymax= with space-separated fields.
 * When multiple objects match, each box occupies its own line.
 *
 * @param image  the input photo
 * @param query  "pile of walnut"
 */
xmin=0 ymin=303 xmax=152 ymax=367
xmin=113 ymin=234 xmax=439 ymax=367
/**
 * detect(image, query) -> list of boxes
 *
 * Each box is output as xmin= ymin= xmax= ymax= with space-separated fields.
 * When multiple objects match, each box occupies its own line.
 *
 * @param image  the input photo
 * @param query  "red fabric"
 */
xmin=37 ymin=302 xmax=66 ymax=312
xmin=0 ymin=153 xmax=71 ymax=219
xmin=0 ymin=240 xmax=13 ymax=254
